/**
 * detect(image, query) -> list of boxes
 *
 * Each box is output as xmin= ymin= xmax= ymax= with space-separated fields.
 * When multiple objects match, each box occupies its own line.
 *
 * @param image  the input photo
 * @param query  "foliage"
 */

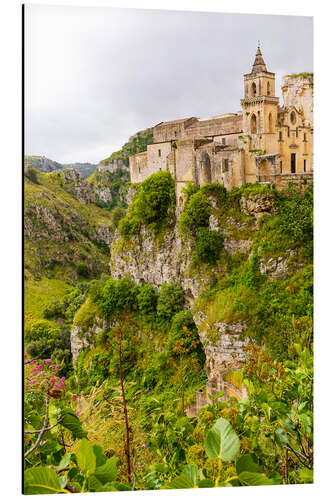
xmin=137 ymin=283 xmax=159 ymax=316
xmin=96 ymin=276 xmax=140 ymax=319
xmin=77 ymin=262 xmax=89 ymax=278
xmin=110 ymin=206 xmax=126 ymax=229
xmin=101 ymin=128 xmax=153 ymax=167
xmin=156 ymin=282 xmax=184 ymax=322
xmin=25 ymin=167 xmax=39 ymax=184
xmin=178 ymin=190 xmax=210 ymax=237
xmin=194 ymin=228 xmax=224 ymax=265
xmin=119 ymin=171 xmax=176 ymax=237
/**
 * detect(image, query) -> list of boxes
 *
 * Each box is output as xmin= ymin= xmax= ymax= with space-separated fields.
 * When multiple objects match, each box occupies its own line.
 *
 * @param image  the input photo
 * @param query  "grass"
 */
xmin=24 ymin=277 xmax=70 ymax=326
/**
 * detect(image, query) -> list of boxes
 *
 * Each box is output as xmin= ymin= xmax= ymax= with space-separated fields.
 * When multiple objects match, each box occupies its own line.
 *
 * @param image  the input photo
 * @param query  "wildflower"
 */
xmin=71 ymin=394 xmax=78 ymax=400
xmin=40 ymin=370 xmax=45 ymax=375
xmin=31 ymin=380 xmax=36 ymax=384
xmin=142 ymin=443 xmax=146 ymax=449
xmin=50 ymin=372 xmax=55 ymax=375
xmin=44 ymin=359 xmax=52 ymax=363
xmin=55 ymin=365 xmax=60 ymax=371
xmin=32 ymin=360 xmax=37 ymax=364
xmin=76 ymin=410 xmax=80 ymax=416
xmin=48 ymin=365 xmax=52 ymax=369
xmin=24 ymin=354 xmax=27 ymax=359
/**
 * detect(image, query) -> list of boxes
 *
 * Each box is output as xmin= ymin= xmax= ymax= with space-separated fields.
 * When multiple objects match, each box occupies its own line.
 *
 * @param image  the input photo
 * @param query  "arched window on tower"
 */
xmin=267 ymin=82 xmax=271 ymax=96
xmin=251 ymin=82 xmax=257 ymax=97
xmin=268 ymin=113 xmax=273 ymax=133
xmin=251 ymin=114 xmax=257 ymax=134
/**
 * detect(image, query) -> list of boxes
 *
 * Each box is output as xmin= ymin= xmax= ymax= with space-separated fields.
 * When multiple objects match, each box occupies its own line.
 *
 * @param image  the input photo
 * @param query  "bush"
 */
xmin=118 ymin=171 xmax=176 ymax=237
xmin=77 ymin=262 xmax=89 ymax=278
xmin=137 ymin=284 xmax=159 ymax=316
xmin=193 ymin=229 xmax=224 ymax=265
xmin=156 ymin=282 xmax=184 ymax=322
xmin=168 ymin=310 xmax=205 ymax=364
xmin=178 ymin=190 xmax=211 ymax=237
xmin=25 ymin=167 xmax=39 ymax=184
xmin=97 ymin=277 xmax=140 ymax=319
xmin=110 ymin=206 xmax=126 ymax=230
xmin=201 ymin=183 xmax=227 ymax=205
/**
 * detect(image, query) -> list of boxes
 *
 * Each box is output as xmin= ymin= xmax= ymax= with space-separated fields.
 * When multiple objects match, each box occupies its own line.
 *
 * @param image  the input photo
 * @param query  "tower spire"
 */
xmin=251 ymin=43 xmax=267 ymax=73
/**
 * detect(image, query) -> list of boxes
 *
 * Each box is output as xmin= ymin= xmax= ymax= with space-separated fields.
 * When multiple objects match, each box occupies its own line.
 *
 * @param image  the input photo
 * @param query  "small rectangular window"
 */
xmin=174 ymin=131 xmax=178 ymax=137
xmin=287 ymin=126 xmax=290 ymax=138
xmin=304 ymin=159 xmax=306 ymax=172
xmin=222 ymin=138 xmax=226 ymax=145
xmin=158 ymin=149 xmax=161 ymax=157
xmin=280 ymin=161 xmax=282 ymax=173
xmin=279 ymin=131 xmax=282 ymax=141
xmin=222 ymin=159 xmax=229 ymax=172
xmin=304 ymin=133 xmax=307 ymax=142
xmin=291 ymin=153 xmax=296 ymax=173
xmin=296 ymin=127 xmax=298 ymax=137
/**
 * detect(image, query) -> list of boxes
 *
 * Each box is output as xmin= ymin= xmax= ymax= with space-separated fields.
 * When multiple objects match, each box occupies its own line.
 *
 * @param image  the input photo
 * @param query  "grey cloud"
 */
xmin=25 ymin=6 xmax=313 ymax=163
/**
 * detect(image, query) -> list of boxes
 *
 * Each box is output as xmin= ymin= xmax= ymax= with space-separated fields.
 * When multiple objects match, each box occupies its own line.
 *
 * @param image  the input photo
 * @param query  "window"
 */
xmin=223 ymin=159 xmax=229 ymax=172
xmin=287 ymin=126 xmax=290 ymax=138
xmin=222 ymin=138 xmax=226 ymax=145
xmin=304 ymin=133 xmax=307 ymax=142
xmin=158 ymin=149 xmax=161 ymax=157
xmin=296 ymin=127 xmax=298 ymax=138
xmin=291 ymin=153 xmax=296 ymax=173
xmin=139 ymin=167 xmax=141 ymax=174
xmin=279 ymin=131 xmax=282 ymax=141
xmin=267 ymin=82 xmax=271 ymax=95
xmin=251 ymin=114 xmax=257 ymax=134
xmin=164 ymin=133 xmax=168 ymax=140
xmin=304 ymin=159 xmax=306 ymax=172
xmin=280 ymin=161 xmax=282 ymax=173
xmin=251 ymin=82 xmax=257 ymax=97
xmin=290 ymin=111 xmax=296 ymax=124
xmin=268 ymin=113 xmax=273 ymax=133
xmin=174 ymin=131 xmax=178 ymax=137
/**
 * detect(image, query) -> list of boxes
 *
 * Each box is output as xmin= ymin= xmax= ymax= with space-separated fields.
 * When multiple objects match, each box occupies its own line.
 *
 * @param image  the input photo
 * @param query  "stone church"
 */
xmin=129 ymin=46 xmax=313 ymax=205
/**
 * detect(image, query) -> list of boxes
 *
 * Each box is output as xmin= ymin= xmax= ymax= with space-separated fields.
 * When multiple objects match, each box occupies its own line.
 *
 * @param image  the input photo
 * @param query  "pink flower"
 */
xmin=71 ymin=394 xmax=78 ymax=400
xmin=44 ymin=359 xmax=52 ymax=363
xmin=40 ymin=370 xmax=45 ymax=375
xmin=31 ymin=380 xmax=36 ymax=384
xmin=32 ymin=360 xmax=37 ymax=364
xmin=76 ymin=410 xmax=80 ymax=416
xmin=51 ymin=378 xmax=56 ymax=385
xmin=60 ymin=377 xmax=66 ymax=381
xmin=50 ymin=372 xmax=55 ymax=375
xmin=142 ymin=443 xmax=146 ymax=449
xmin=55 ymin=366 xmax=59 ymax=371
xmin=48 ymin=365 xmax=52 ymax=369
xmin=24 ymin=354 xmax=28 ymax=359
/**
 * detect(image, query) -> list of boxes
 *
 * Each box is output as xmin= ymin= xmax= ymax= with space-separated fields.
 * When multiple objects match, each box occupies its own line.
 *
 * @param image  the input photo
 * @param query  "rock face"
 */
xmin=259 ymin=249 xmax=295 ymax=279
xmin=71 ymin=318 xmax=107 ymax=365
xmin=240 ymin=193 xmax=276 ymax=219
xmin=282 ymin=74 xmax=313 ymax=126
xmin=97 ymin=159 xmax=129 ymax=174
xmin=61 ymin=169 xmax=94 ymax=204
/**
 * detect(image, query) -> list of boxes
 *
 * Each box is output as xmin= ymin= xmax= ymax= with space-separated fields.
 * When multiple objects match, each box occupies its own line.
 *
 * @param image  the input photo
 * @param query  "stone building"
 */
xmin=129 ymin=46 xmax=313 ymax=202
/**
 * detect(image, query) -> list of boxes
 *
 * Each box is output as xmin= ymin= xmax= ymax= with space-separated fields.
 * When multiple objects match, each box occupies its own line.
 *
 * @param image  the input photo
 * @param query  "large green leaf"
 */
xmin=204 ymin=417 xmax=240 ymax=461
xmin=94 ymin=457 xmax=118 ymax=484
xmin=93 ymin=444 xmax=106 ymax=467
xmin=238 ymin=471 xmax=274 ymax=486
xmin=101 ymin=481 xmax=131 ymax=491
xmin=24 ymin=467 xmax=62 ymax=494
xmin=77 ymin=438 xmax=96 ymax=476
xmin=88 ymin=475 xmax=104 ymax=492
xmin=236 ymin=454 xmax=259 ymax=475
xmin=60 ymin=408 xmax=87 ymax=439
xmin=165 ymin=464 xmax=198 ymax=489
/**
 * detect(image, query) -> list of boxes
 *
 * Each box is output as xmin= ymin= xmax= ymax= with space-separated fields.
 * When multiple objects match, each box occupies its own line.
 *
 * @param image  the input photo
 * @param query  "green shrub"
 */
xmin=77 ymin=262 xmax=89 ymax=278
xmin=201 ymin=183 xmax=227 ymax=205
xmin=137 ymin=284 xmax=159 ymax=316
xmin=178 ymin=190 xmax=211 ymax=237
xmin=193 ymin=229 xmax=224 ymax=265
xmin=97 ymin=277 xmax=140 ymax=319
xmin=118 ymin=171 xmax=176 ymax=237
xmin=110 ymin=206 xmax=126 ymax=230
xmin=156 ymin=282 xmax=184 ymax=322
xmin=25 ymin=167 xmax=39 ymax=184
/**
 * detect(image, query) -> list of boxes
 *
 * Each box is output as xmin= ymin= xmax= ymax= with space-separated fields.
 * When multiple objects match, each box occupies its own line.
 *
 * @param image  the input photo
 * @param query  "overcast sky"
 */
xmin=25 ymin=5 xmax=313 ymax=164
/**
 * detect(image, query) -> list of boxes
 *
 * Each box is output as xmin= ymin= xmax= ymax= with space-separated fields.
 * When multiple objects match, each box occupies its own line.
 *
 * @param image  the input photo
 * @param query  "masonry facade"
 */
xmin=129 ymin=47 xmax=313 ymax=202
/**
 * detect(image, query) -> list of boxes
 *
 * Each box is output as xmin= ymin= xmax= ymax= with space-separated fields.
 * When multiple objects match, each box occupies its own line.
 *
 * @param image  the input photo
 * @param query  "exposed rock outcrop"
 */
xmin=61 ymin=169 xmax=94 ymax=204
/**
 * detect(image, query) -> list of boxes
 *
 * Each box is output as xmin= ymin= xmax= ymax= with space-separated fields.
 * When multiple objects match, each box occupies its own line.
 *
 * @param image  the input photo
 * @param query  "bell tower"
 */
xmin=241 ymin=44 xmax=279 ymax=139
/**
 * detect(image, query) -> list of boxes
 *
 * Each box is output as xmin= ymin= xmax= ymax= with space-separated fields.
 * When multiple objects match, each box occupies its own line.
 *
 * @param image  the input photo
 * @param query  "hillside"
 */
xmin=24 ymin=168 xmax=113 ymax=326
xmin=100 ymin=127 xmax=153 ymax=167
xmin=24 ymin=155 xmax=97 ymax=178
xmin=24 ymin=172 xmax=313 ymax=492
